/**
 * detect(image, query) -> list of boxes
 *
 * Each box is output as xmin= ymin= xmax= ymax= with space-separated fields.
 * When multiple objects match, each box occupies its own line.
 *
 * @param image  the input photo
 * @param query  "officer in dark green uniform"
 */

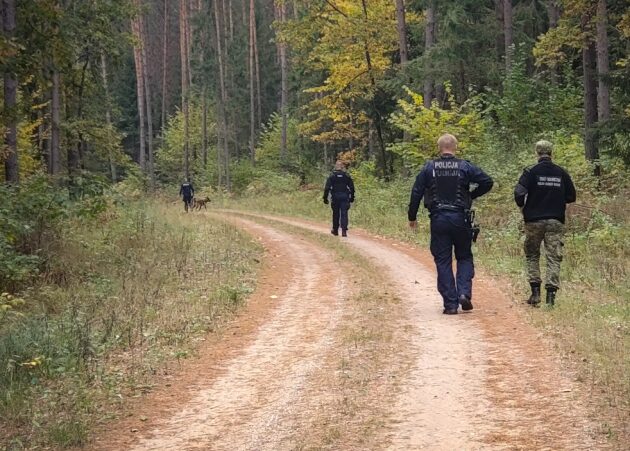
xmin=514 ymin=140 xmax=576 ymax=306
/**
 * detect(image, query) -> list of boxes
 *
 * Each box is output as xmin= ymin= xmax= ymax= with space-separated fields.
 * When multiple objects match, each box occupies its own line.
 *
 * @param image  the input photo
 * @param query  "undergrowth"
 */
xmin=0 ymin=195 xmax=261 ymax=449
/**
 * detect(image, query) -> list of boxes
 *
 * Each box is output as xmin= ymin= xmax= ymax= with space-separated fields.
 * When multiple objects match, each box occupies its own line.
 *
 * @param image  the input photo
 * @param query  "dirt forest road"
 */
xmin=93 ymin=211 xmax=610 ymax=451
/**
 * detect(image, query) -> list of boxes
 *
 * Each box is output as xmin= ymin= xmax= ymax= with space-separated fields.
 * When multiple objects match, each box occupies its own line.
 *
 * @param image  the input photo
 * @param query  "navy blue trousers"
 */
xmin=429 ymin=211 xmax=474 ymax=310
xmin=331 ymin=195 xmax=350 ymax=232
xmin=183 ymin=196 xmax=193 ymax=212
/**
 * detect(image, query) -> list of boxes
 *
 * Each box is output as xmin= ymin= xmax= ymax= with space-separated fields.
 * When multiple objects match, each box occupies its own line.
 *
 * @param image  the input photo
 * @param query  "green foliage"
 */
xmin=0 ymin=176 xmax=66 ymax=291
xmin=482 ymin=49 xmax=582 ymax=146
xmin=389 ymin=86 xmax=485 ymax=168
xmin=155 ymin=102 xmax=217 ymax=187
xmin=255 ymin=113 xmax=301 ymax=170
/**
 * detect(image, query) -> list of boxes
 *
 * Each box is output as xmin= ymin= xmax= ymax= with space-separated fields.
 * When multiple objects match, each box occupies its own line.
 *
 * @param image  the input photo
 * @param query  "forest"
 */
xmin=1 ymin=0 xmax=629 ymax=448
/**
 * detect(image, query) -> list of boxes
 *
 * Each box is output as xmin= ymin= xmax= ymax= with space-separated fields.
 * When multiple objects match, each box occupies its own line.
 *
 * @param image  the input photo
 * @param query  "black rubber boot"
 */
xmin=341 ymin=230 xmax=347 ymax=237
xmin=546 ymin=287 xmax=557 ymax=306
xmin=527 ymin=283 xmax=541 ymax=305
xmin=331 ymin=229 xmax=338 ymax=236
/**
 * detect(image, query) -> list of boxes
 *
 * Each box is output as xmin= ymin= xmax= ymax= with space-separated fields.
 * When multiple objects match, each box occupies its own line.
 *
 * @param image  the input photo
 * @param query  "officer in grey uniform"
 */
xmin=514 ymin=140 xmax=576 ymax=306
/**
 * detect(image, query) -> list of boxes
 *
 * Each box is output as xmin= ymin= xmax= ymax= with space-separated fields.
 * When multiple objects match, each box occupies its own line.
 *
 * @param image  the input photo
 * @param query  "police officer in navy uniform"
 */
xmin=179 ymin=178 xmax=195 ymax=212
xmin=323 ymin=160 xmax=355 ymax=237
xmin=408 ymin=134 xmax=493 ymax=314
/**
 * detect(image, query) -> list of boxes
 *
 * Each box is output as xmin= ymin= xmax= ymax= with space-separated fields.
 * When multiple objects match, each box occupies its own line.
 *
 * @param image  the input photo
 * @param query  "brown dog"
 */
xmin=193 ymin=196 xmax=211 ymax=210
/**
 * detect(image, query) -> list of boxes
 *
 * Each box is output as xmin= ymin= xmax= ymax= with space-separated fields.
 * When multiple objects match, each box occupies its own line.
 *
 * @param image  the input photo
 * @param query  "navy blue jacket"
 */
xmin=180 ymin=182 xmax=194 ymax=199
xmin=323 ymin=170 xmax=355 ymax=202
xmin=408 ymin=155 xmax=493 ymax=221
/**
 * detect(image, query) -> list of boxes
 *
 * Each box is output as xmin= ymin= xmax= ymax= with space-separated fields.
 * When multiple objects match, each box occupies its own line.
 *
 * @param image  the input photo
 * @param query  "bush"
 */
xmin=0 ymin=176 xmax=67 ymax=291
xmin=389 ymin=85 xmax=485 ymax=169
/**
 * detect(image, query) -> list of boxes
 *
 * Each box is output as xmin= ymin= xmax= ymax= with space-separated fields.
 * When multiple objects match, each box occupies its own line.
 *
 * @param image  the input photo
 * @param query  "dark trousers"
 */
xmin=331 ymin=195 xmax=350 ymax=232
xmin=183 ymin=196 xmax=193 ymax=212
xmin=429 ymin=211 xmax=474 ymax=310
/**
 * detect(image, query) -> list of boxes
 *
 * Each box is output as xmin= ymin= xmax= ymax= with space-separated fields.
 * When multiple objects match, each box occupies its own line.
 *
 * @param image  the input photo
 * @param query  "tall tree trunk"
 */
xmin=395 ymin=0 xmax=408 ymax=64
xmin=361 ymin=0 xmax=387 ymax=178
xmin=214 ymin=0 xmax=230 ymax=189
xmin=184 ymin=0 xmax=193 ymax=91
xmin=228 ymin=0 xmax=234 ymax=41
xmin=253 ymin=8 xmax=262 ymax=125
xmin=240 ymin=0 xmax=247 ymax=27
xmin=423 ymin=0 xmax=436 ymax=108
xmin=583 ymin=41 xmax=599 ymax=164
xmin=221 ymin=0 xmax=229 ymax=54
xmin=132 ymin=11 xmax=147 ymax=171
xmin=545 ymin=1 xmax=560 ymax=83
xmin=50 ymin=68 xmax=61 ymax=175
xmin=140 ymin=13 xmax=155 ymax=187
xmin=179 ymin=0 xmax=190 ymax=179
xmin=249 ymin=0 xmax=256 ymax=163
xmin=2 ymin=0 xmax=18 ymax=184
xmin=69 ymin=59 xmax=89 ymax=178
xmin=202 ymin=91 xmax=208 ymax=166
xmin=546 ymin=0 xmax=560 ymax=28
xmin=278 ymin=0 xmax=288 ymax=162
xmin=504 ymin=0 xmax=513 ymax=70
xmin=595 ymin=0 xmax=610 ymax=122
xmin=161 ymin=0 xmax=168 ymax=130
xmin=494 ymin=0 xmax=505 ymax=62
xmin=395 ymin=0 xmax=411 ymax=146
xmin=100 ymin=53 xmax=117 ymax=182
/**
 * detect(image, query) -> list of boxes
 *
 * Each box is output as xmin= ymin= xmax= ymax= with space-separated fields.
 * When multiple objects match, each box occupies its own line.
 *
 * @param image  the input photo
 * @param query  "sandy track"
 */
xmin=93 ymin=212 xmax=609 ymax=451
xmin=119 ymin=218 xmax=353 ymax=450
xmin=229 ymin=212 xmax=607 ymax=450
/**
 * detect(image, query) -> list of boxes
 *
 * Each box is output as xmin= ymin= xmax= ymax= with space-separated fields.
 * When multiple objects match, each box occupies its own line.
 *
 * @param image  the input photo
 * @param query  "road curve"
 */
xmin=230 ymin=212 xmax=606 ymax=450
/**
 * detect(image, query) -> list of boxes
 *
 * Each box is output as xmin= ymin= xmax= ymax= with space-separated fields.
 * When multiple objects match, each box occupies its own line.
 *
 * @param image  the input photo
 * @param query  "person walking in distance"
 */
xmin=179 ymin=178 xmax=195 ymax=212
xmin=408 ymin=134 xmax=493 ymax=314
xmin=323 ymin=161 xmax=355 ymax=237
xmin=514 ymin=140 xmax=576 ymax=307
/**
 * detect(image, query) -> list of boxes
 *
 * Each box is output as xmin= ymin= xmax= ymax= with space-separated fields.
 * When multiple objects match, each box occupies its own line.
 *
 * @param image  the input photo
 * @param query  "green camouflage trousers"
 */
xmin=524 ymin=219 xmax=565 ymax=289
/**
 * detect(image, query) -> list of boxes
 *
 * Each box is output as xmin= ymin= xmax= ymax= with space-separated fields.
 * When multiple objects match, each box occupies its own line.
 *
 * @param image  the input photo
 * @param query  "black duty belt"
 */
xmin=433 ymin=204 xmax=465 ymax=212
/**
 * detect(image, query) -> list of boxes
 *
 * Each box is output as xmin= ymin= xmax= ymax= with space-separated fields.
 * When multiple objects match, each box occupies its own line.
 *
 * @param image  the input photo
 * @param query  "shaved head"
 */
xmin=437 ymin=134 xmax=458 ymax=154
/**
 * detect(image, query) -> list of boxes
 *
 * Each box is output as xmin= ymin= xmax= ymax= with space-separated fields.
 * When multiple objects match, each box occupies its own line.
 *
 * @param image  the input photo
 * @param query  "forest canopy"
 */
xmin=0 ymin=0 xmax=628 ymax=189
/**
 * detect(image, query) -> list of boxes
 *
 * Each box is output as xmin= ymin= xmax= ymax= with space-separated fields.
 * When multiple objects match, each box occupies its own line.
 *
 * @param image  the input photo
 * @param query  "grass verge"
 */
xmin=0 ymin=201 xmax=262 ymax=449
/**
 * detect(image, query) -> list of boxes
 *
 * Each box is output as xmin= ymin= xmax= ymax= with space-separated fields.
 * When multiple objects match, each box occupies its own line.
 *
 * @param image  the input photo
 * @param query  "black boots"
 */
xmin=527 ymin=283 xmax=541 ymax=305
xmin=527 ymin=284 xmax=557 ymax=307
xmin=331 ymin=229 xmax=338 ymax=236
xmin=459 ymin=294 xmax=473 ymax=311
xmin=546 ymin=287 xmax=557 ymax=306
xmin=341 ymin=230 xmax=347 ymax=237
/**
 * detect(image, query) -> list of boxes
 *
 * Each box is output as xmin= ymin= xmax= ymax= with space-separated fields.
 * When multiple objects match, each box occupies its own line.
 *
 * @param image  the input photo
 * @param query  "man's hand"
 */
xmin=323 ymin=197 xmax=329 ymax=204
xmin=409 ymin=220 xmax=418 ymax=231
